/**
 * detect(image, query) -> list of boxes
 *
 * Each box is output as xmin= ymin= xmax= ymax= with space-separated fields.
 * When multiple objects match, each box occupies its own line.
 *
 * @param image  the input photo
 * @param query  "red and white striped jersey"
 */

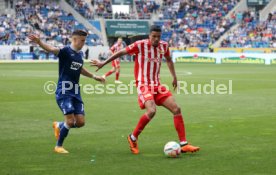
xmin=126 ymin=39 xmax=170 ymax=87
xmin=110 ymin=42 xmax=124 ymax=62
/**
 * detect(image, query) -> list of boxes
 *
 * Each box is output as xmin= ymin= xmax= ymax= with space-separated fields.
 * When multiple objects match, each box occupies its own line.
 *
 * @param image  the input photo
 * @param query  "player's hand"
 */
xmin=28 ymin=34 xmax=41 ymax=44
xmin=93 ymin=75 xmax=105 ymax=84
xmin=172 ymin=77 xmax=178 ymax=91
xmin=90 ymin=59 xmax=104 ymax=72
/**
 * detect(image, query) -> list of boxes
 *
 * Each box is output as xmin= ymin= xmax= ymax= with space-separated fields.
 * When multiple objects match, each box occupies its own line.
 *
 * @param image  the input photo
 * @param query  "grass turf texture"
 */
xmin=0 ymin=62 xmax=275 ymax=175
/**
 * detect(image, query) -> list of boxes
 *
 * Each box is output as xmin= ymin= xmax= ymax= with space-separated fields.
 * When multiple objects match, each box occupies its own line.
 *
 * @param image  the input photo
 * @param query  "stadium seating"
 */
xmin=221 ymin=11 xmax=276 ymax=48
xmin=155 ymin=0 xmax=239 ymax=49
xmin=135 ymin=0 xmax=160 ymax=19
xmin=1 ymin=0 xmax=275 ymax=49
xmin=93 ymin=0 xmax=112 ymax=19
xmin=0 ymin=14 xmax=32 ymax=45
xmin=67 ymin=0 xmax=94 ymax=19
xmin=0 ymin=0 xmax=102 ymax=46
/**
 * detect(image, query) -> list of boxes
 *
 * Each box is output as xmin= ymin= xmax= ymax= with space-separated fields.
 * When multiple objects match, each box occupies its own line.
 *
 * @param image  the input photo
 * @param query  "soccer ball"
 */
xmin=164 ymin=141 xmax=181 ymax=158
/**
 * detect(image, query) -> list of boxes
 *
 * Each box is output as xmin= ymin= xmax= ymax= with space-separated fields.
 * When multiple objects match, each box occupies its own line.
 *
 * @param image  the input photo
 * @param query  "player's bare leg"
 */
xmin=128 ymin=100 xmax=156 ymax=154
xmin=73 ymin=114 xmax=85 ymax=128
xmin=103 ymin=67 xmax=115 ymax=79
xmin=162 ymin=96 xmax=200 ymax=153
xmin=114 ymin=67 xmax=122 ymax=84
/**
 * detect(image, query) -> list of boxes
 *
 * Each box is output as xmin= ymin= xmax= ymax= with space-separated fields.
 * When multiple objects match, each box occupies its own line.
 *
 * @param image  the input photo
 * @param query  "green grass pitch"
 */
xmin=0 ymin=62 xmax=275 ymax=175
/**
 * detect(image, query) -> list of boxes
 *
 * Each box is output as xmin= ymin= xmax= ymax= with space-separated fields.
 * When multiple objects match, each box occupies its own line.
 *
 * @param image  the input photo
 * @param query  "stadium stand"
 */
xmin=93 ymin=0 xmax=113 ymax=19
xmin=0 ymin=0 xmax=102 ymax=46
xmin=0 ymin=13 xmax=32 ymax=45
xmin=0 ymin=0 xmax=275 ymax=51
xmin=67 ymin=0 xmax=94 ymax=19
xmin=155 ymin=0 xmax=239 ymax=50
xmin=135 ymin=0 xmax=160 ymax=19
xmin=221 ymin=11 xmax=276 ymax=48
xmin=114 ymin=11 xmax=137 ymax=20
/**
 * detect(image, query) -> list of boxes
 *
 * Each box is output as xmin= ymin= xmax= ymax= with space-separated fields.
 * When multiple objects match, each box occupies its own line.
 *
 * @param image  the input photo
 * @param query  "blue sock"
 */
xmin=58 ymin=122 xmax=64 ymax=129
xmin=57 ymin=123 xmax=70 ymax=147
xmin=59 ymin=121 xmax=77 ymax=129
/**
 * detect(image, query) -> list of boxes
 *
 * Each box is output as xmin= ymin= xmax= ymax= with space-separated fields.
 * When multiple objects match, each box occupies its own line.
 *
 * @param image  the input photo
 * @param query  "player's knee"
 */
xmin=147 ymin=108 xmax=156 ymax=118
xmin=66 ymin=120 xmax=75 ymax=128
xmin=76 ymin=121 xmax=85 ymax=128
xmin=172 ymin=106 xmax=181 ymax=115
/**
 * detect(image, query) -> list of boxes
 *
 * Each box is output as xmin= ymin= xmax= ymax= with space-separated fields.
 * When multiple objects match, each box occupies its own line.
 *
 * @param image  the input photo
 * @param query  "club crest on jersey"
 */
xmin=70 ymin=61 xmax=82 ymax=70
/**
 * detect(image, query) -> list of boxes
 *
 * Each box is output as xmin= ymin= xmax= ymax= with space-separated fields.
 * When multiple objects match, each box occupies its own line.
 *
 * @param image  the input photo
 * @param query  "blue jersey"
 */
xmin=55 ymin=46 xmax=84 ymax=102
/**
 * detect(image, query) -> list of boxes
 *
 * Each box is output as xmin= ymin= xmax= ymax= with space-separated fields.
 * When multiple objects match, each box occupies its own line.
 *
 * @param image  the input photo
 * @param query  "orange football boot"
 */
xmin=52 ymin=121 xmax=60 ymax=140
xmin=54 ymin=146 xmax=69 ymax=154
xmin=181 ymin=144 xmax=200 ymax=153
xmin=127 ymin=135 xmax=139 ymax=154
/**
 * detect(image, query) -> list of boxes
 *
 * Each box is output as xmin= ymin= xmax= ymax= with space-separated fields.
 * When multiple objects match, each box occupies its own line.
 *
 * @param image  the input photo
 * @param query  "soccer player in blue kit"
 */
xmin=28 ymin=30 xmax=105 ymax=153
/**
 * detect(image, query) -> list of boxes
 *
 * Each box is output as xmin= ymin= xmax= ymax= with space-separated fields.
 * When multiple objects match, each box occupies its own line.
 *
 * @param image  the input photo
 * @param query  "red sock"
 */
xmin=133 ymin=114 xmax=151 ymax=138
xmin=105 ymin=70 xmax=113 ymax=77
xmin=115 ymin=72 xmax=119 ymax=80
xmin=173 ymin=114 xmax=187 ymax=142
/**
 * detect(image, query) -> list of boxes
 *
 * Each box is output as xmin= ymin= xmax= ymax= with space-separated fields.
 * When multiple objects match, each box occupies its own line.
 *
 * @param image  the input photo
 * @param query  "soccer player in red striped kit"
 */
xmin=91 ymin=25 xmax=200 ymax=154
xmin=102 ymin=37 xmax=124 ymax=84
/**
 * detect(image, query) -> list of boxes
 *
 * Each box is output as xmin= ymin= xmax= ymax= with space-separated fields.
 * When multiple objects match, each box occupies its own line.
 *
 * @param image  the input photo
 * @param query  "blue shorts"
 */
xmin=56 ymin=97 xmax=85 ymax=115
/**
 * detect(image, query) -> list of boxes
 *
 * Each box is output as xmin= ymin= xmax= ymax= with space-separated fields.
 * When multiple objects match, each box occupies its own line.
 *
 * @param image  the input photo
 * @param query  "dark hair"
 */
xmin=72 ymin=30 xmax=88 ymax=36
xmin=150 ymin=25 xmax=162 ymax=33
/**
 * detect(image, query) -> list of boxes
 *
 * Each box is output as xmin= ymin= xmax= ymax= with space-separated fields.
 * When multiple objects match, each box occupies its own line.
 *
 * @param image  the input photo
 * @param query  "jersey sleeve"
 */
xmin=164 ymin=45 xmax=170 ymax=57
xmin=80 ymin=51 xmax=84 ymax=59
xmin=57 ymin=47 xmax=66 ymax=59
xmin=126 ymin=42 xmax=139 ymax=55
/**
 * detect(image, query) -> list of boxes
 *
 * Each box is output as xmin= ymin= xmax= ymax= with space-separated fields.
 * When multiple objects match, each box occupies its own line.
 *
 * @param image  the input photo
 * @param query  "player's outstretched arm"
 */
xmin=165 ymin=55 xmax=178 ymax=91
xmin=28 ymin=34 xmax=59 ymax=55
xmin=90 ymin=49 xmax=128 ymax=71
xmin=81 ymin=67 xmax=105 ymax=83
